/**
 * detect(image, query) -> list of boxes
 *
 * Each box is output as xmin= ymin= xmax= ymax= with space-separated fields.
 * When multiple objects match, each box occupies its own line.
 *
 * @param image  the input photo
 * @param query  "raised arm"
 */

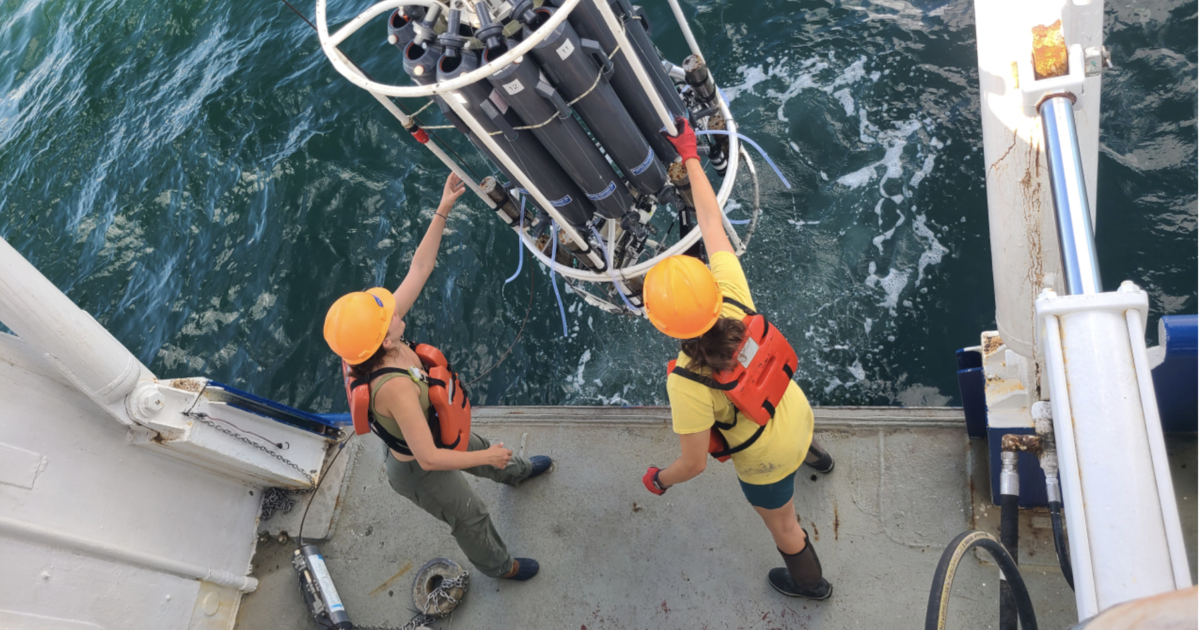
xmin=392 ymin=172 xmax=467 ymax=318
xmin=663 ymin=118 xmax=734 ymax=256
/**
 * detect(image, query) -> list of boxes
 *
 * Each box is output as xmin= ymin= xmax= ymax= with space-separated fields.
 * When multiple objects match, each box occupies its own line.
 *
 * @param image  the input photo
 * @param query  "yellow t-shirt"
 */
xmin=666 ymin=251 xmax=815 ymax=485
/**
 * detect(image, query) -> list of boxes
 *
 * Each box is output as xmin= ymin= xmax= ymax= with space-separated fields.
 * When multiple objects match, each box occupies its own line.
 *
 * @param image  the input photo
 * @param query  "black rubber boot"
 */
xmin=803 ymin=439 xmax=835 ymax=474
xmin=769 ymin=530 xmax=832 ymax=600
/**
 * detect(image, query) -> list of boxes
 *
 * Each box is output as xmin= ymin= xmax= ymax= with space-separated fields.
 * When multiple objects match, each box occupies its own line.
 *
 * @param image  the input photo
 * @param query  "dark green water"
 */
xmin=0 ymin=0 xmax=1195 ymax=411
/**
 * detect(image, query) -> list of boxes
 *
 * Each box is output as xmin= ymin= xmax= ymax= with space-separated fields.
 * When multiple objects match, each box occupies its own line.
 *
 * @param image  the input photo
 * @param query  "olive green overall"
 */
xmin=371 ymin=372 xmax=533 ymax=578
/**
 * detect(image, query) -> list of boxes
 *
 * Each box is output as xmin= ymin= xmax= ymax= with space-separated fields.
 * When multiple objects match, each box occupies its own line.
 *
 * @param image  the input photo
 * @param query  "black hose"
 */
xmin=999 ymin=494 xmax=1020 ymax=630
xmin=1049 ymin=501 xmax=1075 ymax=590
xmin=925 ymin=530 xmax=1038 ymax=630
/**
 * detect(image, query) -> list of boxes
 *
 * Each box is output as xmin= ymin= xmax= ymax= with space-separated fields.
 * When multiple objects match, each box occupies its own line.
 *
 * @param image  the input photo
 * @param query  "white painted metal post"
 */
xmin=664 ymin=0 xmax=704 ymax=62
xmin=0 ymin=236 xmax=152 ymax=427
xmin=441 ymin=95 xmax=608 ymax=270
xmin=1041 ymin=310 xmax=1100 ymax=616
xmin=316 ymin=0 xmax=584 ymax=98
xmin=1037 ymin=286 xmax=1189 ymax=618
xmin=972 ymin=0 xmax=1104 ymax=361
xmin=1119 ymin=284 xmax=1193 ymax=589
xmin=0 ymin=515 xmax=259 ymax=592
xmin=367 ymin=90 xmax=495 ymax=209
xmin=588 ymin=0 xmax=678 ymax=136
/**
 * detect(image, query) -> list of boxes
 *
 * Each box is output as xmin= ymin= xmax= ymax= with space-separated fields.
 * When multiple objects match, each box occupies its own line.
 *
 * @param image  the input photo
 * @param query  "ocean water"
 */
xmin=0 ymin=0 xmax=1194 ymax=411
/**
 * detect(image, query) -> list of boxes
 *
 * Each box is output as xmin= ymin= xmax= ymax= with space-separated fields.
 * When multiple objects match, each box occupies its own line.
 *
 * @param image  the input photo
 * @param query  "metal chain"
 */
xmin=354 ymin=614 xmax=436 ymax=630
xmin=186 ymin=412 xmax=316 ymax=487
xmin=352 ymin=571 xmax=470 ymax=630
xmin=418 ymin=572 xmax=469 ymax=617
xmin=260 ymin=487 xmax=302 ymax=521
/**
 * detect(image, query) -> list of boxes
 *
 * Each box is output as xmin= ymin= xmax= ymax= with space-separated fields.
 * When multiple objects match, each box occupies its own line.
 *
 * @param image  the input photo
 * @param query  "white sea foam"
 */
xmin=909 ymin=154 xmax=936 ymax=188
xmin=838 ymin=164 xmax=878 ymax=189
xmin=596 ymin=393 xmax=631 ymax=405
xmin=567 ymin=348 xmax=591 ymax=392
xmin=722 ymin=64 xmax=771 ymax=102
xmin=840 ymin=120 xmax=921 ymax=192
xmin=822 ymin=57 xmax=867 ymax=93
xmin=872 ymin=214 xmax=906 ymax=253
xmin=911 ymin=212 xmax=949 ymax=286
xmin=765 ymin=68 xmax=825 ymax=122
xmin=831 ymin=88 xmax=855 ymax=117
xmin=847 ymin=360 xmax=866 ymax=382
xmin=865 ymin=263 xmax=911 ymax=314
xmin=714 ymin=52 xmax=951 ymax=403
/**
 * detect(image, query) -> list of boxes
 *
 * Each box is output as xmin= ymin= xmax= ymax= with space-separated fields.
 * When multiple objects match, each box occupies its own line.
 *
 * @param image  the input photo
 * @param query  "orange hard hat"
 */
xmin=324 ymin=288 xmax=395 ymax=365
xmin=643 ymin=255 xmax=722 ymax=339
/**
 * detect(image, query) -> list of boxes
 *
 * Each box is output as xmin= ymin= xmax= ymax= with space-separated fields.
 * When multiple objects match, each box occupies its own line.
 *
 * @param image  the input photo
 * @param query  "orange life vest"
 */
xmin=668 ymin=298 xmax=798 ymax=462
xmin=342 ymin=341 xmax=471 ymax=454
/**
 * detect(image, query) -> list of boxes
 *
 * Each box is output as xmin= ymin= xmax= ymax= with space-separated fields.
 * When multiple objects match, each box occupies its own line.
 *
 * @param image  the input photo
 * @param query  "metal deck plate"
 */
xmin=236 ymin=408 xmax=1194 ymax=629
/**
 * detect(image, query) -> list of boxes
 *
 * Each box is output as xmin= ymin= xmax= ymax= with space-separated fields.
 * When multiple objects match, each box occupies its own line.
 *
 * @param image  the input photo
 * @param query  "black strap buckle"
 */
xmin=710 ymin=422 xmax=766 ymax=459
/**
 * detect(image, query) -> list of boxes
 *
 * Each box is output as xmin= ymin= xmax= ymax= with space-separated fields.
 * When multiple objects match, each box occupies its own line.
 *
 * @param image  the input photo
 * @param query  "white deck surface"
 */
xmin=236 ymin=407 xmax=1196 ymax=630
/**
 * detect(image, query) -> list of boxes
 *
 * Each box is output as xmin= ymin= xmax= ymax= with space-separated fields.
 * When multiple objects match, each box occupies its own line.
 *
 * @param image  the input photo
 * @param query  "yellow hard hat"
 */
xmin=324 ymin=288 xmax=395 ymax=365
xmin=643 ymin=255 xmax=722 ymax=339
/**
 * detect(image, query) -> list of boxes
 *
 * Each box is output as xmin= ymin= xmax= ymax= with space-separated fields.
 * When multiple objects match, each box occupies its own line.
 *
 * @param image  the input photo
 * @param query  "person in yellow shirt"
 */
xmin=640 ymin=118 xmax=834 ymax=600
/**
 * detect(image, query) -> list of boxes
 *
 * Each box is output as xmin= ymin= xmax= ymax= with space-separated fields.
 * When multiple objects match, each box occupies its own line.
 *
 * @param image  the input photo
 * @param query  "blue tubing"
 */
xmin=550 ymin=223 xmax=569 ymax=337
xmin=589 ymin=225 xmax=642 ymax=315
xmin=504 ymin=196 xmax=526 ymax=284
xmin=694 ymin=129 xmax=791 ymax=189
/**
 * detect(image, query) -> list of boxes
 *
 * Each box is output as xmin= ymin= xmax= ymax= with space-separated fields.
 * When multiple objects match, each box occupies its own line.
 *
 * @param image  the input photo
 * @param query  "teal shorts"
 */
xmin=738 ymin=467 xmax=799 ymax=509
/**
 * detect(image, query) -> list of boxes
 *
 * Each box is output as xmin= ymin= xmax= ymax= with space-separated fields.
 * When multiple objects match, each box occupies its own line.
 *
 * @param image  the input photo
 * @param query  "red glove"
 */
xmin=661 ymin=116 xmax=699 ymax=164
xmin=642 ymin=466 xmax=668 ymax=495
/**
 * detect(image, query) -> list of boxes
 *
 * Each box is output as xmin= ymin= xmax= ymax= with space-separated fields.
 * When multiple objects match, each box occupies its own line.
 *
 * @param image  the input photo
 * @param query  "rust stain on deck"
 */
xmin=368 ymin=560 xmax=413 ymax=597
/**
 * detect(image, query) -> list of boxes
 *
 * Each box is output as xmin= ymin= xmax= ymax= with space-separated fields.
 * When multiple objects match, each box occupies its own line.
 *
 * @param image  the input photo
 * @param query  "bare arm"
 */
xmin=663 ymin=117 xmax=734 ymax=256
xmin=686 ymin=158 xmax=734 ymax=256
xmin=393 ymin=172 xmax=467 ymax=319
xmin=378 ymin=378 xmax=511 ymax=471
xmin=655 ymin=430 xmax=709 ymax=487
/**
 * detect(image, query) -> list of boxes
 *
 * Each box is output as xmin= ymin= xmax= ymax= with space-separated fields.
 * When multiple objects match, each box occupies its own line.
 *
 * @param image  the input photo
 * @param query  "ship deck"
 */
xmin=235 ymin=407 xmax=1197 ymax=630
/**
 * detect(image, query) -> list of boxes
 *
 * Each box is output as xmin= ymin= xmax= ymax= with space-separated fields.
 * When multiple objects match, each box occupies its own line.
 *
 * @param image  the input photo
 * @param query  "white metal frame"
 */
xmin=313 ymin=0 xmax=747 ymax=290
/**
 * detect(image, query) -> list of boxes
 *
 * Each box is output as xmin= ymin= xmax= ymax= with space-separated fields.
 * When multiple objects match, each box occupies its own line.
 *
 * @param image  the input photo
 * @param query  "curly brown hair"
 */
xmin=679 ymin=317 xmax=746 ymax=373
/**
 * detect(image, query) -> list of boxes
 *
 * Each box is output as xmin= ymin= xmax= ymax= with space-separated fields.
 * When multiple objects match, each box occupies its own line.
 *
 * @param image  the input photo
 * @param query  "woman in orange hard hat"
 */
xmin=324 ymin=172 xmax=551 ymax=581
xmin=640 ymin=119 xmax=835 ymax=600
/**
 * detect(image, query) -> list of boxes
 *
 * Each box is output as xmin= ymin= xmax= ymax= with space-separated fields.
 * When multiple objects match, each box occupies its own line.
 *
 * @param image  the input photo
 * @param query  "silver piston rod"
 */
xmin=1039 ymin=95 xmax=1102 ymax=296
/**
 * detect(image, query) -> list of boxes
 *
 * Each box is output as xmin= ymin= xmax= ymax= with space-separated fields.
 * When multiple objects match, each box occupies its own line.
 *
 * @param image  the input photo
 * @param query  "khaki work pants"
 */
xmin=384 ymin=432 xmax=533 ymax=577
